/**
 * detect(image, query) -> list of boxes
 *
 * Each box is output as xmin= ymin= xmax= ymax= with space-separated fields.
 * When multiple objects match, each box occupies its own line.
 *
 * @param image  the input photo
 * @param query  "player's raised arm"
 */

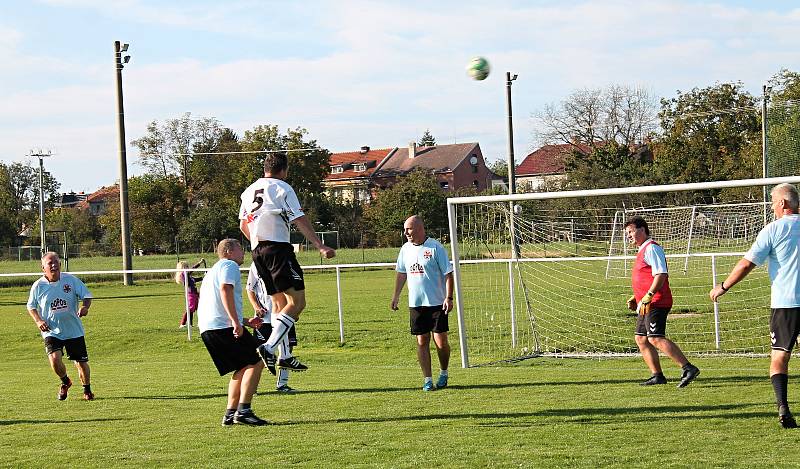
xmin=291 ymin=214 xmax=335 ymax=259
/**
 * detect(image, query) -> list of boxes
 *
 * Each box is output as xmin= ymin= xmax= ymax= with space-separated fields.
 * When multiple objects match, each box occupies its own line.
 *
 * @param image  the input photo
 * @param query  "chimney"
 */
xmin=360 ymin=146 xmax=370 ymax=154
xmin=408 ymin=141 xmax=417 ymax=159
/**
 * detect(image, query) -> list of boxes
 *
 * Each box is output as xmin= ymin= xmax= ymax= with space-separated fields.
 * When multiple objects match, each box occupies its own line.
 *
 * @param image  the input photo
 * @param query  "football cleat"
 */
xmin=256 ymin=344 xmax=276 ymax=376
xmin=57 ymin=377 xmax=72 ymax=401
xmin=275 ymin=385 xmax=298 ymax=394
xmin=640 ymin=374 xmax=667 ymax=386
xmin=779 ymin=407 xmax=798 ymax=429
xmin=422 ymin=381 xmax=435 ymax=392
xmin=234 ymin=410 xmax=269 ymax=426
xmin=278 ymin=356 xmax=308 ymax=371
xmin=221 ymin=412 xmax=235 ymax=426
xmin=82 ymin=391 xmax=95 ymax=401
xmin=677 ymin=365 xmax=700 ymax=388
xmin=436 ymin=374 xmax=448 ymax=389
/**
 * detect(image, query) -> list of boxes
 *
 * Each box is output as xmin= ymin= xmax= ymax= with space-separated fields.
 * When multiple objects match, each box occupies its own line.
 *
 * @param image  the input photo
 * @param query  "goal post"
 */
xmin=447 ymin=176 xmax=800 ymax=368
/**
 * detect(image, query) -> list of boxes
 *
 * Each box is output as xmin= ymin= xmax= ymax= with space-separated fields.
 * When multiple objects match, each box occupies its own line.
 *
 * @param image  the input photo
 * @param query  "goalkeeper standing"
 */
xmin=625 ymin=216 xmax=700 ymax=387
xmin=710 ymin=183 xmax=800 ymax=429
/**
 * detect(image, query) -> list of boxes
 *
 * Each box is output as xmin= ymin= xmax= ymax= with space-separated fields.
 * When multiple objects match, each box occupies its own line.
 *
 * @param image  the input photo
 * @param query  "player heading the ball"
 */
xmin=239 ymin=152 xmax=335 ymax=375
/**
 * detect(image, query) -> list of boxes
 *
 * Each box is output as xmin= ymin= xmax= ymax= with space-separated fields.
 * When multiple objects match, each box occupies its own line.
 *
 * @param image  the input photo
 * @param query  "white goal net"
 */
xmin=446 ymin=177 xmax=800 ymax=367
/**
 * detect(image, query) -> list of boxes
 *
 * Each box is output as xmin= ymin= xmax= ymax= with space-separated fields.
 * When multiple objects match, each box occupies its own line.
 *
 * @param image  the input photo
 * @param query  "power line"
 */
xmin=137 ymin=147 xmax=323 ymax=158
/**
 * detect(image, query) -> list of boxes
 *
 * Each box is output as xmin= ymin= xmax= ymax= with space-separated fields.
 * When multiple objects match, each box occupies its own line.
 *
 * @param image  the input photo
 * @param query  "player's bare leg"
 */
xmin=50 ymin=351 xmax=72 ymax=400
xmin=648 ymin=336 xmax=700 ymax=388
xmin=75 ymin=361 xmax=93 ymax=400
xmin=417 ymin=333 xmax=434 ymax=390
xmin=636 ymin=335 xmax=666 ymax=385
xmin=433 ymin=332 xmax=450 ymax=388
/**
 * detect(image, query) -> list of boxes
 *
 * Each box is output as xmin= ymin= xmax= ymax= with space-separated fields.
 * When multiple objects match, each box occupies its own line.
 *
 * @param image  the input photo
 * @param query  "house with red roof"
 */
xmin=323 ymin=142 xmax=502 ymax=203
xmin=77 ymin=185 xmax=119 ymax=216
xmin=516 ymin=143 xmax=590 ymax=192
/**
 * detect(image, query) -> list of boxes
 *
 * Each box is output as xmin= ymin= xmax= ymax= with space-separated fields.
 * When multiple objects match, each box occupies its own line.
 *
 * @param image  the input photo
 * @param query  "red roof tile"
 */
xmin=325 ymin=148 xmax=394 ymax=181
xmin=516 ymin=143 xmax=590 ymax=176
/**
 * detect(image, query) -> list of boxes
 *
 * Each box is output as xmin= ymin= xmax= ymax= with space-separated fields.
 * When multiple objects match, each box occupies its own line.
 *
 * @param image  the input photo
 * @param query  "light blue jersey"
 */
xmin=396 ymin=238 xmax=452 ymax=307
xmin=745 ymin=214 xmax=800 ymax=308
xmin=198 ymin=258 xmax=244 ymax=333
xmin=27 ymin=273 xmax=92 ymax=340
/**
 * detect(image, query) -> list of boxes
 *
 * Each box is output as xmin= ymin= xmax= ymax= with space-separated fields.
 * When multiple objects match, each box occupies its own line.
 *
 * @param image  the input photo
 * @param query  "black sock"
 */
xmin=236 ymin=402 xmax=251 ymax=412
xmin=682 ymin=362 xmax=694 ymax=371
xmin=60 ymin=375 xmax=70 ymax=385
xmin=83 ymin=384 xmax=92 ymax=394
xmin=653 ymin=372 xmax=665 ymax=377
xmin=225 ymin=408 xmax=236 ymax=417
xmin=772 ymin=374 xmax=789 ymax=411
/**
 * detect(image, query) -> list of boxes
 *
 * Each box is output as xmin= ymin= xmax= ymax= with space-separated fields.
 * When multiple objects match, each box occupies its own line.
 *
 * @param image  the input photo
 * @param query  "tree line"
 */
xmin=1 ymin=70 xmax=797 ymax=253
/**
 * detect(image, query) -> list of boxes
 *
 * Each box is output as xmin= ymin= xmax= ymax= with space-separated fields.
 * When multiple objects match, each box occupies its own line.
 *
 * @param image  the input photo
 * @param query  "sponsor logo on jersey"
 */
xmin=423 ymin=249 xmax=433 ymax=260
xmin=409 ymin=262 xmax=424 ymax=275
xmin=51 ymin=297 xmax=69 ymax=314
xmin=63 ymin=284 xmax=71 ymax=294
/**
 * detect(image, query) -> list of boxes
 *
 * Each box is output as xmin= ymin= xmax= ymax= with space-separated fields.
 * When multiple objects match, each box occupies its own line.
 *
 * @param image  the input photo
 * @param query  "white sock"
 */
xmin=439 ymin=369 xmax=448 ymax=377
xmin=271 ymin=314 xmax=293 ymax=359
xmin=423 ymin=376 xmax=433 ymax=384
xmin=265 ymin=313 xmax=296 ymax=352
xmin=277 ymin=368 xmax=289 ymax=388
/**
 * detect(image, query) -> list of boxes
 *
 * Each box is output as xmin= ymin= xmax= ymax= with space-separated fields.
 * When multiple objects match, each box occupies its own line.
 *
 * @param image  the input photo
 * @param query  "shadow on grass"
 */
xmin=114 ymin=393 xmax=228 ymax=401
xmin=277 ymin=402 xmax=774 ymax=426
xmin=0 ymin=417 xmax=129 ymax=426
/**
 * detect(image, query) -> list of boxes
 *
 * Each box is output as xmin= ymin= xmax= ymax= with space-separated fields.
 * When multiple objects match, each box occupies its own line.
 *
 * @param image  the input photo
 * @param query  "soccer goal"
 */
xmin=446 ymin=176 xmax=800 ymax=367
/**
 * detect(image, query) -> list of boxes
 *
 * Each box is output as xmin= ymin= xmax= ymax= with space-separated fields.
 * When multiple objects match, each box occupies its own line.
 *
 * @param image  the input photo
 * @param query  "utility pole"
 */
xmin=115 ymin=41 xmax=133 ymax=285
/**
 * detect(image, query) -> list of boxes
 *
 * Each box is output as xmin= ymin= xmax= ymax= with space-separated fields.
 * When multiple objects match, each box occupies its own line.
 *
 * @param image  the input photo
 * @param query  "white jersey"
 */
xmin=239 ymin=177 xmax=304 ymax=249
xmin=246 ymin=263 xmax=273 ymax=313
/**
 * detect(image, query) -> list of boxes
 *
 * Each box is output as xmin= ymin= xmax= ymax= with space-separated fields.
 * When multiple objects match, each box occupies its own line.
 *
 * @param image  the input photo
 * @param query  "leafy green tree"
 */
xmin=766 ymin=69 xmax=800 ymax=178
xmin=488 ymin=159 xmax=508 ymax=178
xmin=46 ymin=207 xmax=102 ymax=246
xmin=654 ymin=81 xmax=761 ymax=203
xmin=364 ymin=169 xmax=447 ymax=246
xmin=418 ymin=129 xmax=437 ymax=147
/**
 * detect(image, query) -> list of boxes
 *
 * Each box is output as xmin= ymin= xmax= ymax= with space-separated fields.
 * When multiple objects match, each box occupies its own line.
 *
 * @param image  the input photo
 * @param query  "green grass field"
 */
xmin=1 ymin=268 xmax=799 ymax=468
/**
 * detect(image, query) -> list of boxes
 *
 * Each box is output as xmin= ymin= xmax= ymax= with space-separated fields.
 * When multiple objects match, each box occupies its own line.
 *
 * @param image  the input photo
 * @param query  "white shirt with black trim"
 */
xmin=239 ymin=177 xmax=304 ymax=249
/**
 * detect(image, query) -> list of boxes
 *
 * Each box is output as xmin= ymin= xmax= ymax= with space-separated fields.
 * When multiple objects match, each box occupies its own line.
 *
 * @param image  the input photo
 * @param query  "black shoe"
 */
xmin=233 ymin=410 xmax=269 ymax=426
xmin=276 ymin=384 xmax=298 ymax=394
xmin=640 ymin=374 xmax=667 ymax=386
xmin=256 ymin=344 xmax=276 ymax=376
xmin=779 ymin=407 xmax=798 ymax=429
xmin=221 ymin=412 xmax=235 ymax=426
xmin=677 ymin=365 xmax=700 ymax=388
xmin=278 ymin=356 xmax=308 ymax=371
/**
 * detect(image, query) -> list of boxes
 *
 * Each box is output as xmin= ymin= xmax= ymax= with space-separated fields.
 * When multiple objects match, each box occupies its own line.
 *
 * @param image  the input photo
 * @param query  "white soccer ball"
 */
xmin=513 ymin=204 xmax=523 ymax=215
xmin=466 ymin=56 xmax=490 ymax=81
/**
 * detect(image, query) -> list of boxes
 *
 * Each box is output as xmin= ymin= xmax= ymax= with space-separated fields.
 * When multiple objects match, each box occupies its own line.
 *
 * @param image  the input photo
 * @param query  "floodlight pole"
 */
xmin=32 ymin=151 xmax=51 ymax=257
xmin=761 ymin=84 xmax=769 ymax=225
xmin=506 ymin=72 xmax=520 ymax=258
xmin=115 ymin=40 xmax=133 ymax=285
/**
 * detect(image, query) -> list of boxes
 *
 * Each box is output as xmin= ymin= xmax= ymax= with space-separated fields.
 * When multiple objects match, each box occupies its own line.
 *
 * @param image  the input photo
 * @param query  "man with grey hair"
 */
xmin=711 ymin=183 xmax=800 ymax=428
xmin=27 ymin=252 xmax=95 ymax=401
xmin=198 ymin=239 xmax=267 ymax=426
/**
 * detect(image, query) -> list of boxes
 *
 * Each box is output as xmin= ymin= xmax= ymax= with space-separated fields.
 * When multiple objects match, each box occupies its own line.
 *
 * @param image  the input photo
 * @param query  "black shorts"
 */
xmin=44 ymin=336 xmax=89 ymax=362
xmin=770 ymin=307 xmax=800 ymax=352
xmin=409 ymin=306 xmax=449 ymax=335
xmin=200 ymin=327 xmax=261 ymax=376
xmin=254 ymin=322 xmax=297 ymax=347
xmin=634 ymin=307 xmax=669 ymax=337
xmin=252 ymin=241 xmax=305 ymax=295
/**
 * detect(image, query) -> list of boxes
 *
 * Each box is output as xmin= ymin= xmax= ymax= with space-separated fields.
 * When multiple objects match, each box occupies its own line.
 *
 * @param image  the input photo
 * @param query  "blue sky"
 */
xmin=0 ymin=0 xmax=798 ymax=193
